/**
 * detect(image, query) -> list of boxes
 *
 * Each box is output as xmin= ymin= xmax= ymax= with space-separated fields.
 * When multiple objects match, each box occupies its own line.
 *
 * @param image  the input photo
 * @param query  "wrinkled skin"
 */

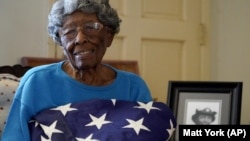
xmin=59 ymin=11 xmax=116 ymax=86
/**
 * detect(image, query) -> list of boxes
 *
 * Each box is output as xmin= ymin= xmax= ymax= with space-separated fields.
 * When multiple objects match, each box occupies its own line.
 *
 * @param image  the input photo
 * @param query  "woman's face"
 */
xmin=59 ymin=11 xmax=114 ymax=70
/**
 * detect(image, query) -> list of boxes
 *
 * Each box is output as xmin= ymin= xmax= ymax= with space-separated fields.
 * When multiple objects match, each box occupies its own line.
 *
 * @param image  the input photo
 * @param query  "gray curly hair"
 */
xmin=48 ymin=0 xmax=121 ymax=45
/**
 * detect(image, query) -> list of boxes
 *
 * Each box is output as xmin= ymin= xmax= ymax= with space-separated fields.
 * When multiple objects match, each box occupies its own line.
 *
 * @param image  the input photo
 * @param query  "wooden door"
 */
xmin=105 ymin=0 xmax=211 ymax=102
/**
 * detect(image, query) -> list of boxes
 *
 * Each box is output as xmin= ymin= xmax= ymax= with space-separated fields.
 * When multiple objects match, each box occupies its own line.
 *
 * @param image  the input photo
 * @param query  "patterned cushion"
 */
xmin=0 ymin=74 xmax=20 ymax=136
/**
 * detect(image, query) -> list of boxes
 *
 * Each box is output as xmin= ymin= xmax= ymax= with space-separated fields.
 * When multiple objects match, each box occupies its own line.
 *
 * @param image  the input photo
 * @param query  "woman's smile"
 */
xmin=74 ymin=49 xmax=95 ymax=58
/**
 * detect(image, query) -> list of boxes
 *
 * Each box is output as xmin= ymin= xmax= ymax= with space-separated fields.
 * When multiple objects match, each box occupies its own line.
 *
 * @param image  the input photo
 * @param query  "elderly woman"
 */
xmin=1 ymin=0 xmax=152 ymax=140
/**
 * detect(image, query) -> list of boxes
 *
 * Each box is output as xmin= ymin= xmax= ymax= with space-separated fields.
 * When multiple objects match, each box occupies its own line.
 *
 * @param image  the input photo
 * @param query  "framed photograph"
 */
xmin=167 ymin=81 xmax=243 ymax=141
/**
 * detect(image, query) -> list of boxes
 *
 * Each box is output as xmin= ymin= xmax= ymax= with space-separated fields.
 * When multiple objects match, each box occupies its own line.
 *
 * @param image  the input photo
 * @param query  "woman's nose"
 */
xmin=74 ymin=30 xmax=88 ymax=45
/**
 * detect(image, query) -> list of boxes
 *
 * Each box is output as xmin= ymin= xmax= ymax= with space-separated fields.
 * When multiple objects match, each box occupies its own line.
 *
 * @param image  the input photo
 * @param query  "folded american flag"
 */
xmin=29 ymin=99 xmax=176 ymax=141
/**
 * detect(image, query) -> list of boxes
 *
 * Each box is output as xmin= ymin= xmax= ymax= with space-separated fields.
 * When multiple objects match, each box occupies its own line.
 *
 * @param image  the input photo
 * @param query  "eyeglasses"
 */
xmin=60 ymin=22 xmax=104 ymax=40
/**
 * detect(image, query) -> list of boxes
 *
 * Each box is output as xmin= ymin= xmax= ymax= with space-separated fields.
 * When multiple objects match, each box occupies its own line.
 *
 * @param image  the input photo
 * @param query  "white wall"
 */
xmin=0 ymin=0 xmax=49 ymax=66
xmin=211 ymin=0 xmax=250 ymax=124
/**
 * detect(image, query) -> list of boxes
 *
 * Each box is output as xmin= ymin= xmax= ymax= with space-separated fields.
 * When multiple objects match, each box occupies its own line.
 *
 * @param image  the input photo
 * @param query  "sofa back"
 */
xmin=0 ymin=65 xmax=31 ymax=137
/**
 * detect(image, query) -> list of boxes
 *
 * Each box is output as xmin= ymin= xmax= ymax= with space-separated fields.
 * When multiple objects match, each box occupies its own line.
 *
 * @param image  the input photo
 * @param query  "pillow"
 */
xmin=29 ymin=99 xmax=176 ymax=141
xmin=0 ymin=74 xmax=20 ymax=136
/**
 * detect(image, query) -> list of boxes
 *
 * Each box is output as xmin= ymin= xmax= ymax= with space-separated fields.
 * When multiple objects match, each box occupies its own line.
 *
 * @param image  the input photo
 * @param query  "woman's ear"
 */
xmin=106 ymin=33 xmax=115 ymax=47
xmin=56 ymin=32 xmax=63 ymax=46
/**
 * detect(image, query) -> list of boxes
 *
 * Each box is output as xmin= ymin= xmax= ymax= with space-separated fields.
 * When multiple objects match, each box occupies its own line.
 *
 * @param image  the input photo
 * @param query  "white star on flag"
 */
xmin=134 ymin=101 xmax=161 ymax=113
xmin=29 ymin=120 xmax=39 ymax=127
xmin=76 ymin=134 xmax=100 ymax=141
xmin=111 ymin=99 xmax=116 ymax=106
xmin=123 ymin=117 xmax=150 ymax=135
xmin=166 ymin=119 xmax=176 ymax=140
xmin=40 ymin=121 xmax=63 ymax=139
xmin=51 ymin=103 xmax=77 ymax=116
xmin=85 ymin=113 xmax=112 ymax=129
xmin=41 ymin=135 xmax=50 ymax=141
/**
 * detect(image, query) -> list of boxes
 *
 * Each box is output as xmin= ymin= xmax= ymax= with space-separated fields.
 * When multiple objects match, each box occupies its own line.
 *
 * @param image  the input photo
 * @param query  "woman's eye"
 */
xmin=84 ymin=22 xmax=103 ymax=34
xmin=64 ymin=29 xmax=77 ymax=37
xmin=85 ymin=25 xmax=98 ymax=32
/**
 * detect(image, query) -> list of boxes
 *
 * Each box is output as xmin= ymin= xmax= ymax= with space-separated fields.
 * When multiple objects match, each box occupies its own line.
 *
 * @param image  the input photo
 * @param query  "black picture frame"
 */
xmin=167 ymin=81 xmax=243 ymax=141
